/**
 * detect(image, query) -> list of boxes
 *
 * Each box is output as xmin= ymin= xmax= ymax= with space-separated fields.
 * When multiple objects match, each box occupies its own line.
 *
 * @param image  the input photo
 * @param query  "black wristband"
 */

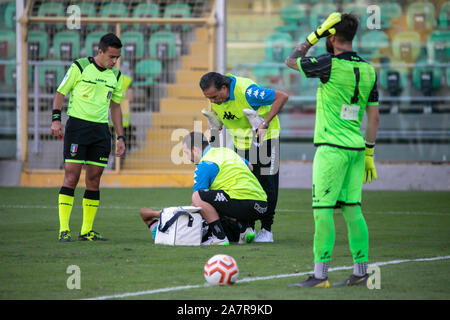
xmin=117 ymin=135 xmax=126 ymax=141
xmin=52 ymin=109 xmax=62 ymax=122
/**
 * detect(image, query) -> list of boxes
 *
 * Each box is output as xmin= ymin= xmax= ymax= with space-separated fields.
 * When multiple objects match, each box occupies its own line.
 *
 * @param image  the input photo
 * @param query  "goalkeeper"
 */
xmin=285 ymin=13 xmax=379 ymax=287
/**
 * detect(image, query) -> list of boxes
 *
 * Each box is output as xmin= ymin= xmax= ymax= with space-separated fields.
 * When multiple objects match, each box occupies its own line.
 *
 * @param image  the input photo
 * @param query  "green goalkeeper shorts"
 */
xmin=312 ymin=145 xmax=365 ymax=208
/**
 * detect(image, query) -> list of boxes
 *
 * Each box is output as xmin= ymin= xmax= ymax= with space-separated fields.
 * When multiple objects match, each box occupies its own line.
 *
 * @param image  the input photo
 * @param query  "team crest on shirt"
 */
xmin=70 ymin=144 xmax=78 ymax=157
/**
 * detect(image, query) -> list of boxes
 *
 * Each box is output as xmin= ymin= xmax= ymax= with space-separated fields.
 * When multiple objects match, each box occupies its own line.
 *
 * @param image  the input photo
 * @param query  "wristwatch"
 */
xmin=117 ymin=135 xmax=126 ymax=141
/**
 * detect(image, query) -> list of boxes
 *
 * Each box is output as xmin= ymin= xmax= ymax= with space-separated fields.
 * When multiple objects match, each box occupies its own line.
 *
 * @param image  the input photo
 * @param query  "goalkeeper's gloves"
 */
xmin=243 ymin=108 xmax=264 ymax=131
xmin=363 ymin=143 xmax=378 ymax=184
xmin=201 ymin=108 xmax=223 ymax=131
xmin=307 ymin=12 xmax=342 ymax=45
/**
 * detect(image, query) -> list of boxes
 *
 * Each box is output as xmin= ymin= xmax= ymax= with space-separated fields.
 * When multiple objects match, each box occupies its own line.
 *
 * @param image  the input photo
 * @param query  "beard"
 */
xmin=326 ymin=38 xmax=334 ymax=54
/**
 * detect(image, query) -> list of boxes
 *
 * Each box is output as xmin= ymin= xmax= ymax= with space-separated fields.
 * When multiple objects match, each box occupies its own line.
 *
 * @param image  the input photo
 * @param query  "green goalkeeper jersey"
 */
xmin=57 ymin=57 xmax=123 ymax=124
xmin=297 ymin=52 xmax=379 ymax=149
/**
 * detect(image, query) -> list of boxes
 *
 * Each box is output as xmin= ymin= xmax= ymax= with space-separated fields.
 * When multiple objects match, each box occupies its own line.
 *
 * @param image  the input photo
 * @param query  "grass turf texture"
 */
xmin=0 ymin=187 xmax=449 ymax=300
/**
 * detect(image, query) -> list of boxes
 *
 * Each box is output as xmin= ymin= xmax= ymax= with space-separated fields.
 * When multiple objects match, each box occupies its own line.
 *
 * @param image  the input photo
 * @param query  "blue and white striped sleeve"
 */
xmin=193 ymin=161 xmax=220 ymax=192
xmin=244 ymin=84 xmax=275 ymax=109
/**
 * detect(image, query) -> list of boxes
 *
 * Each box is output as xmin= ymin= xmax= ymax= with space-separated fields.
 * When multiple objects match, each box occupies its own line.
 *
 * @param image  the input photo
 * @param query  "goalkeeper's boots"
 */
xmin=58 ymin=230 xmax=72 ymax=242
xmin=201 ymin=235 xmax=230 ymax=246
xmin=243 ymin=108 xmax=264 ymax=131
xmin=254 ymin=228 xmax=274 ymax=243
xmin=78 ymin=230 xmax=109 ymax=241
xmin=238 ymin=227 xmax=256 ymax=244
xmin=289 ymin=275 xmax=331 ymax=288
xmin=333 ymin=273 xmax=369 ymax=287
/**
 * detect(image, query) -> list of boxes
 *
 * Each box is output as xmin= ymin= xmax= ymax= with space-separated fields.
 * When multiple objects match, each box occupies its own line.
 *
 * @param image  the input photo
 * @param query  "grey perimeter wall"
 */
xmin=279 ymin=162 xmax=450 ymax=191
xmin=0 ymin=160 xmax=449 ymax=191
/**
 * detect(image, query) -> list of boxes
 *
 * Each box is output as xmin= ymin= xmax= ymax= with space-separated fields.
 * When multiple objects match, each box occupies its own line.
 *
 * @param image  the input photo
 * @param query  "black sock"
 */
xmin=209 ymin=220 xmax=226 ymax=240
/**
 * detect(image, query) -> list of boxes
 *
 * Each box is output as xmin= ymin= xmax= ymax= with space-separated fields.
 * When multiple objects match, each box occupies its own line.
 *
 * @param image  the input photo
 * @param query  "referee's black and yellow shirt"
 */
xmin=57 ymin=57 xmax=123 ymax=124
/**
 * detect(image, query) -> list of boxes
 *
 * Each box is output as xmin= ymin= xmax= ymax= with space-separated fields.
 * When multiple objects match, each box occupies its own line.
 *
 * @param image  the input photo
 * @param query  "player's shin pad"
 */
xmin=201 ymin=109 xmax=223 ymax=131
xmin=243 ymin=108 xmax=264 ymax=131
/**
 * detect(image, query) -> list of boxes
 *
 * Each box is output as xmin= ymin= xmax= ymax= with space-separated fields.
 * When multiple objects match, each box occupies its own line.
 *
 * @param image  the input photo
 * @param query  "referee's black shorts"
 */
xmin=198 ymin=189 xmax=268 ymax=223
xmin=63 ymin=117 xmax=111 ymax=167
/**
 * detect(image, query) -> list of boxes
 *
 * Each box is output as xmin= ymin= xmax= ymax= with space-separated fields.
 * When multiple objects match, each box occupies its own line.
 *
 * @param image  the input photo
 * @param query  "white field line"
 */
xmin=85 ymin=255 xmax=450 ymax=300
xmin=1 ymin=204 xmax=448 ymax=216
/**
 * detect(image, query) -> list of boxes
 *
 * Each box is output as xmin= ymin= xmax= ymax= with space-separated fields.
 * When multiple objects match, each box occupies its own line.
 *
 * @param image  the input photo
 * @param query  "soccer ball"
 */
xmin=203 ymin=254 xmax=239 ymax=286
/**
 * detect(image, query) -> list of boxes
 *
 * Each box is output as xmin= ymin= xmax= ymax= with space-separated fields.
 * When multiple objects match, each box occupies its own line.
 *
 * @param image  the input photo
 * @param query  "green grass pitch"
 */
xmin=0 ymin=187 xmax=449 ymax=300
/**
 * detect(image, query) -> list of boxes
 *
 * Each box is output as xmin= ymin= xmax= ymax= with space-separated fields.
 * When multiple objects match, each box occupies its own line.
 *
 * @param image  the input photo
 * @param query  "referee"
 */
xmin=51 ymin=33 xmax=125 ymax=242
xmin=285 ymin=13 xmax=379 ymax=287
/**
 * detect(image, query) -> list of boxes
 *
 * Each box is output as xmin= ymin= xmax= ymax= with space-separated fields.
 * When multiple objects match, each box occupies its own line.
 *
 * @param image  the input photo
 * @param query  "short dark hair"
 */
xmin=98 ymin=33 xmax=122 ymax=52
xmin=182 ymin=131 xmax=209 ymax=151
xmin=334 ymin=13 xmax=359 ymax=42
xmin=199 ymin=72 xmax=232 ymax=91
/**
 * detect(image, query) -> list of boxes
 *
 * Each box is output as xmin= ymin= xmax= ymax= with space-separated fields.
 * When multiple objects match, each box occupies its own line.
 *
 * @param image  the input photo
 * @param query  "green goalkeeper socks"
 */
xmin=313 ymin=209 xmax=335 ymax=263
xmin=342 ymin=205 xmax=369 ymax=264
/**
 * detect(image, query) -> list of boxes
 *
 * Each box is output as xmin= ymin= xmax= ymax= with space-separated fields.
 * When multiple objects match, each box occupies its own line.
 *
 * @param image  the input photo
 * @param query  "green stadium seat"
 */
xmin=133 ymin=59 xmax=162 ymax=87
xmin=132 ymin=3 xmax=160 ymax=31
xmin=413 ymin=62 xmax=442 ymax=96
xmin=265 ymin=32 xmax=293 ymax=63
xmin=251 ymin=62 xmax=281 ymax=88
xmin=2 ymin=61 xmax=16 ymax=91
xmin=28 ymin=30 xmax=49 ymax=60
xmin=427 ymin=30 xmax=450 ymax=63
xmin=164 ymin=3 xmax=191 ymax=32
xmin=309 ymin=3 xmax=338 ymax=31
xmin=4 ymin=1 xmax=15 ymax=30
xmin=85 ymin=31 xmax=107 ymax=57
xmin=276 ymin=4 xmax=309 ymax=35
xmin=359 ymin=30 xmax=389 ymax=61
xmin=438 ymin=2 xmax=450 ymax=28
xmin=377 ymin=3 xmax=402 ymax=29
xmin=446 ymin=67 xmax=450 ymax=86
xmin=392 ymin=31 xmax=422 ymax=63
xmin=149 ymin=31 xmax=177 ymax=60
xmin=379 ymin=67 xmax=409 ymax=96
xmin=101 ymin=3 xmax=128 ymax=32
xmin=0 ymin=29 xmax=15 ymax=59
xmin=76 ymin=2 xmax=97 ymax=32
xmin=406 ymin=2 xmax=436 ymax=30
xmin=37 ymin=3 xmax=65 ymax=32
xmin=38 ymin=62 xmax=66 ymax=93
xmin=121 ymin=31 xmax=145 ymax=60
xmin=53 ymin=31 xmax=81 ymax=60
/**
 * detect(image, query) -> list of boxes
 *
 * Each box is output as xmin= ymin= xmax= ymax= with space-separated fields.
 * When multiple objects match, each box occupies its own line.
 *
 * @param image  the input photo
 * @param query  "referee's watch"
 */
xmin=117 ymin=135 xmax=126 ymax=141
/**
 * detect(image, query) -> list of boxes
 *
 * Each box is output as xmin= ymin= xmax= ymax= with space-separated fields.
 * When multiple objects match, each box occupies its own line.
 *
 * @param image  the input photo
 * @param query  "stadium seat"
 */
xmin=53 ymin=31 xmax=81 ymax=60
xmin=359 ymin=30 xmax=389 ymax=61
xmin=121 ymin=31 xmax=145 ymax=60
xmin=438 ymin=1 xmax=450 ymax=28
xmin=309 ymin=3 xmax=338 ymax=31
xmin=379 ymin=67 xmax=409 ymax=97
xmin=149 ymin=31 xmax=177 ymax=60
xmin=265 ymin=32 xmax=293 ymax=63
xmin=132 ymin=3 xmax=160 ymax=31
xmin=276 ymin=4 xmax=309 ymax=35
xmin=392 ymin=31 xmax=422 ymax=63
xmin=164 ymin=3 xmax=191 ymax=32
xmin=4 ymin=1 xmax=15 ymax=30
xmin=251 ymin=62 xmax=282 ymax=88
xmin=427 ymin=30 xmax=450 ymax=63
xmin=447 ymin=67 xmax=450 ymax=86
xmin=2 ymin=61 xmax=16 ymax=91
xmin=75 ymin=2 xmax=97 ymax=32
xmin=133 ymin=59 xmax=162 ymax=87
xmin=0 ymin=29 xmax=15 ymax=59
xmin=85 ymin=31 xmax=107 ymax=57
xmin=406 ymin=1 xmax=436 ymax=30
xmin=37 ymin=2 xmax=65 ymax=32
xmin=412 ymin=62 xmax=442 ymax=96
xmin=38 ymin=62 xmax=66 ymax=93
xmin=28 ymin=30 xmax=49 ymax=60
xmin=377 ymin=3 xmax=403 ymax=29
xmin=101 ymin=3 xmax=128 ymax=32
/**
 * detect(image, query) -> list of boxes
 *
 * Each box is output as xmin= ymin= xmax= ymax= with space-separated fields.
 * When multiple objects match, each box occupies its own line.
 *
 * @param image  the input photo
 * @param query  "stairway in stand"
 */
xmin=123 ymin=27 xmax=213 ymax=172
